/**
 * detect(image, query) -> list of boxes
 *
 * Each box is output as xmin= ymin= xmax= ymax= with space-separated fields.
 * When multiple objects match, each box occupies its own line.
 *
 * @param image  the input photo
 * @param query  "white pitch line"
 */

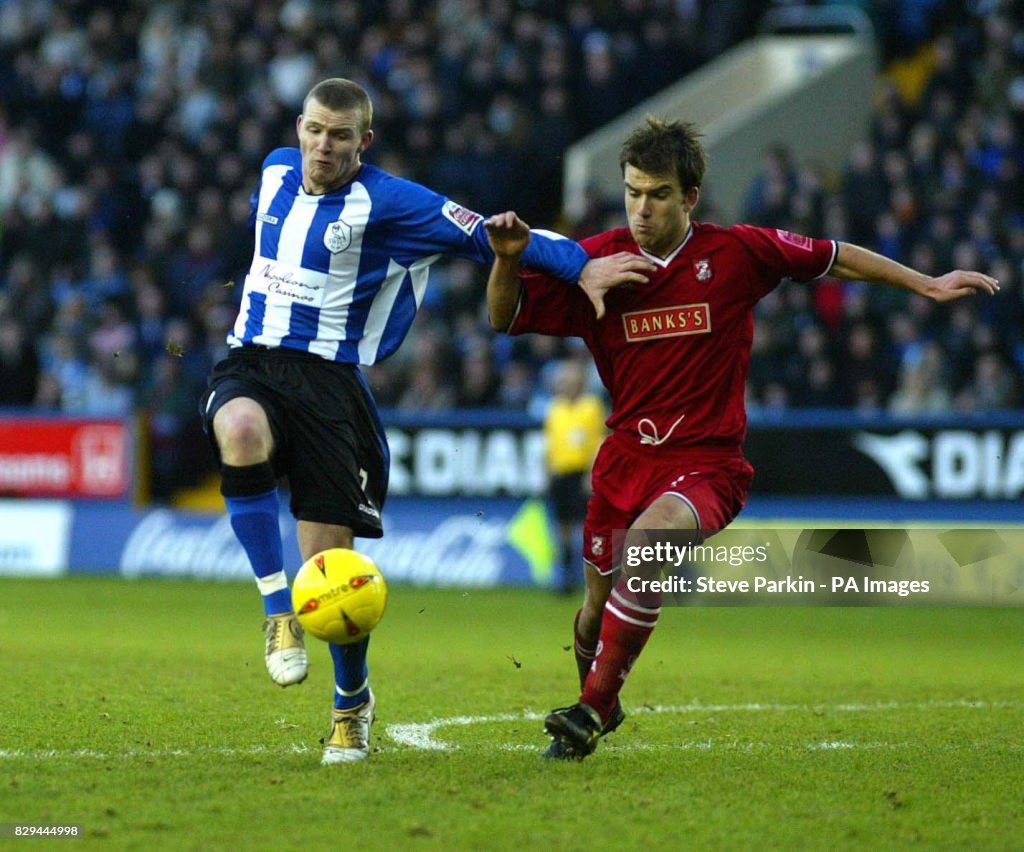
xmin=0 ymin=700 xmax=1018 ymax=761
xmin=633 ymin=699 xmax=1021 ymax=714
xmin=385 ymin=699 xmax=1022 ymax=751
xmin=384 ymin=711 xmax=544 ymax=751
xmin=497 ymin=740 xmax=914 ymax=753
xmin=0 ymin=744 xmax=315 ymax=761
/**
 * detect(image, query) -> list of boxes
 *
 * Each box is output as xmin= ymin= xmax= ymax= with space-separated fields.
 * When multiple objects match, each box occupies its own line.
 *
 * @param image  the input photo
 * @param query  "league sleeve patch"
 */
xmin=775 ymin=229 xmax=813 ymax=251
xmin=442 ymin=201 xmax=483 ymax=236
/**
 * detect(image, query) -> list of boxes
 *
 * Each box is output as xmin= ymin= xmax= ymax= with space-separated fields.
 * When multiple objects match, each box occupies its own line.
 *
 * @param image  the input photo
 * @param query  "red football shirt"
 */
xmin=511 ymin=222 xmax=837 ymax=452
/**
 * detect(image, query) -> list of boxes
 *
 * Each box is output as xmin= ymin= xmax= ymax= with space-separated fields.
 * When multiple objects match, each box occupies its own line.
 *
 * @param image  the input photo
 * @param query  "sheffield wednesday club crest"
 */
xmin=324 ymin=220 xmax=352 ymax=253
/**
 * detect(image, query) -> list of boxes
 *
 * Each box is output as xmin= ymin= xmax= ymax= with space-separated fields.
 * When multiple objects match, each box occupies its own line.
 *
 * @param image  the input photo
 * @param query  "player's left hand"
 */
xmin=579 ymin=253 xmax=657 ymax=319
xmin=925 ymin=270 xmax=1000 ymax=302
xmin=485 ymin=211 xmax=531 ymax=258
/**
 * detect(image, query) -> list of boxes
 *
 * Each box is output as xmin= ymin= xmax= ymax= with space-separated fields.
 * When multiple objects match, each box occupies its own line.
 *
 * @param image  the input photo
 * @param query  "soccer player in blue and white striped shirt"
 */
xmin=200 ymin=78 xmax=652 ymax=764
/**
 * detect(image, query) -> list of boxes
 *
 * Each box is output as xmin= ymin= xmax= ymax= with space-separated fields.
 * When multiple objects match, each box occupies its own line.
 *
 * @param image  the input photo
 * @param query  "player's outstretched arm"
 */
xmin=485 ymin=211 xmax=530 ymax=331
xmin=830 ymin=242 xmax=1000 ymax=302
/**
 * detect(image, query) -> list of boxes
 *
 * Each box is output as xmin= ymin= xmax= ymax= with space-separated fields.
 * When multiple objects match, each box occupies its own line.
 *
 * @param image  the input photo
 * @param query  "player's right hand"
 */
xmin=579 ymin=252 xmax=657 ymax=319
xmin=485 ymin=211 xmax=531 ymax=258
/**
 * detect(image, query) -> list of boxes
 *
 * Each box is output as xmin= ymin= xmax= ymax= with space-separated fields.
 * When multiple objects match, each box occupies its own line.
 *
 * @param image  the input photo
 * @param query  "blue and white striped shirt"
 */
xmin=229 ymin=148 xmax=588 ymax=364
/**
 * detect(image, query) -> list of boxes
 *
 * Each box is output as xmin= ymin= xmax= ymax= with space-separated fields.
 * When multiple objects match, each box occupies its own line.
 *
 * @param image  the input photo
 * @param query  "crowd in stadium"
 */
xmin=0 ymin=0 xmax=1021 ymax=497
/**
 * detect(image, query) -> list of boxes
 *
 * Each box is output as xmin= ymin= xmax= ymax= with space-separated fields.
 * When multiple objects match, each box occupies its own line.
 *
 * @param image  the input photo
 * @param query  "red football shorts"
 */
xmin=582 ymin=432 xmax=754 ymax=575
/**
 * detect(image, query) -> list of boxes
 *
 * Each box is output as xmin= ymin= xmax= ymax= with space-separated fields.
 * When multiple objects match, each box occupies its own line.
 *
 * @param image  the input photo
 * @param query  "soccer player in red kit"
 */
xmin=484 ymin=116 xmax=999 ymax=759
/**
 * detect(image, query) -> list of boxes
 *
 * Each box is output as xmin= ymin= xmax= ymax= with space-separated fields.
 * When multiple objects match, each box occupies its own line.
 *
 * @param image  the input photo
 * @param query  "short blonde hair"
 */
xmin=303 ymin=78 xmax=373 ymax=133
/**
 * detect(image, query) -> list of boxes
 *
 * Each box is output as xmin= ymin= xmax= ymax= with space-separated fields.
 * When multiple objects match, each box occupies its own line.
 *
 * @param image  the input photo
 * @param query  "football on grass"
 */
xmin=291 ymin=549 xmax=388 ymax=644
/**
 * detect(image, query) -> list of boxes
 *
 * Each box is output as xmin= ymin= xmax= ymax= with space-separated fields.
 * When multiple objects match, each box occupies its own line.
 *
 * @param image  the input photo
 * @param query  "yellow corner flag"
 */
xmin=506 ymin=498 xmax=557 ymax=586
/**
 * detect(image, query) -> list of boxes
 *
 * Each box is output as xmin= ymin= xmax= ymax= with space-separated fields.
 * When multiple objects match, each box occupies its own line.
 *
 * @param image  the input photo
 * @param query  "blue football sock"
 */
xmin=225 ymin=490 xmax=291 ymax=616
xmin=330 ymin=637 xmax=370 ymax=709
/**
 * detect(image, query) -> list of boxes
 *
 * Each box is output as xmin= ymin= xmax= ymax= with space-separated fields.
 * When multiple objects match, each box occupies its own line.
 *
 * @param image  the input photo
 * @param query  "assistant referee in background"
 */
xmin=544 ymin=359 xmax=606 ymax=594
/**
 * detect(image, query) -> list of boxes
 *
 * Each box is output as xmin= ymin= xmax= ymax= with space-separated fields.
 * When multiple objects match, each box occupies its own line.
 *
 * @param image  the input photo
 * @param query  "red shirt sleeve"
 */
xmin=509 ymin=229 xmax=632 ymax=337
xmin=508 ymin=271 xmax=594 ymax=338
xmin=729 ymin=225 xmax=837 ymax=300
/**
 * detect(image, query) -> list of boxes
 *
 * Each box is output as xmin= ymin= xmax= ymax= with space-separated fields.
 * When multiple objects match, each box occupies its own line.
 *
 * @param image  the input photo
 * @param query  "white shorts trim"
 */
xmin=663 ymin=491 xmax=703 ymax=542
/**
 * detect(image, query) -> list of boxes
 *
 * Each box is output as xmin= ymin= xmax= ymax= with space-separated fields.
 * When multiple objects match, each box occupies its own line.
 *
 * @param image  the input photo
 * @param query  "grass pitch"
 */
xmin=0 ymin=576 xmax=1020 ymax=850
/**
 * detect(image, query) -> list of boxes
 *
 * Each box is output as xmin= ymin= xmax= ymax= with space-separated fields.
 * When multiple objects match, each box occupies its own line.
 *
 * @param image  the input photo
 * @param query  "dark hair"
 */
xmin=302 ymin=78 xmax=373 ymax=133
xmin=619 ymin=116 xmax=707 ymax=190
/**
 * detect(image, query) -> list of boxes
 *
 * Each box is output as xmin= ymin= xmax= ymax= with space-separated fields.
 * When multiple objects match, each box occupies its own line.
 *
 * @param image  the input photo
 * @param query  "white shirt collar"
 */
xmin=637 ymin=224 xmax=693 ymax=268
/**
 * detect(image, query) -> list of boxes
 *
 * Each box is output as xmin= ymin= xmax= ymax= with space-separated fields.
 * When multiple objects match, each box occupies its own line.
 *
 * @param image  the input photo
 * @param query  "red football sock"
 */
xmin=580 ymin=578 xmax=662 ymax=722
xmin=573 ymin=608 xmax=597 ymax=689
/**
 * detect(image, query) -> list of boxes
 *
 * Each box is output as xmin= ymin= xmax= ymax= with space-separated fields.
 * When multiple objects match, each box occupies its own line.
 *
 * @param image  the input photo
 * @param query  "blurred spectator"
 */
xmin=142 ymin=351 xmax=209 ymax=501
xmin=395 ymin=328 xmax=457 ymax=411
xmin=800 ymin=357 xmax=842 ymax=408
xmin=743 ymin=144 xmax=795 ymax=225
xmin=840 ymin=322 xmax=896 ymax=406
xmin=73 ymin=350 xmax=137 ymax=417
xmin=2 ymin=254 xmax=53 ymax=337
xmin=761 ymin=381 xmax=791 ymax=415
xmin=498 ymin=359 xmax=537 ymax=411
xmin=888 ymin=341 xmax=953 ymax=416
xmin=0 ymin=313 xmax=39 ymax=405
xmin=957 ymin=351 xmax=1022 ymax=413
xmin=456 ymin=347 xmax=501 ymax=407
xmin=0 ymin=126 xmax=58 ymax=213
xmin=851 ymin=377 xmax=886 ymax=416
xmin=397 ymin=359 xmax=456 ymax=411
xmin=841 ymin=141 xmax=887 ymax=244
xmin=576 ymin=32 xmax=626 ymax=134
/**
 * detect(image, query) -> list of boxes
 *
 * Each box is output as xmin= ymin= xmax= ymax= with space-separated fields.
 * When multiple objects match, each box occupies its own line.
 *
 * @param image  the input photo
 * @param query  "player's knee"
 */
xmin=297 ymin=521 xmax=354 ymax=560
xmin=213 ymin=401 xmax=272 ymax=463
xmin=622 ymin=505 xmax=699 ymax=585
xmin=621 ymin=527 xmax=662 ymax=584
xmin=634 ymin=494 xmax=698 ymax=533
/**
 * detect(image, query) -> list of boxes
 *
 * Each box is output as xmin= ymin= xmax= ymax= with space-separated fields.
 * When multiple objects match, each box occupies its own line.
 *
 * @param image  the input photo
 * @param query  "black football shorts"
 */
xmin=549 ymin=472 xmax=589 ymax=524
xmin=200 ymin=346 xmax=388 ymax=537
